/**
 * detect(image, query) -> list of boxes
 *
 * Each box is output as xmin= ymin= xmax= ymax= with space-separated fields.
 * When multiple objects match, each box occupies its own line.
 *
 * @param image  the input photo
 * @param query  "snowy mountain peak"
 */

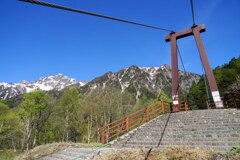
xmin=0 ymin=74 xmax=87 ymax=99
xmin=20 ymin=80 xmax=28 ymax=84
xmin=0 ymin=64 xmax=200 ymax=101
xmin=139 ymin=66 xmax=159 ymax=76
xmin=160 ymin=64 xmax=171 ymax=70
xmin=81 ymin=64 xmax=200 ymax=101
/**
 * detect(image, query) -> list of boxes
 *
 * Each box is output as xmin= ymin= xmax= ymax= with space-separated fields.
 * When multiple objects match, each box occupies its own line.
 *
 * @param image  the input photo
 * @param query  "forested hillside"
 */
xmin=188 ymin=56 xmax=240 ymax=109
xmin=0 ymin=86 xmax=159 ymax=153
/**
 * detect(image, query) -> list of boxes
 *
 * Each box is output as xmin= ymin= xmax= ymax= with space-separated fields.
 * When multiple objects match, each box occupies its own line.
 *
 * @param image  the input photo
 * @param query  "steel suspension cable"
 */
xmin=201 ymin=62 xmax=210 ymax=102
xmin=196 ymin=50 xmax=211 ymax=106
xmin=190 ymin=0 xmax=196 ymax=25
xmin=177 ymin=44 xmax=186 ymax=73
xmin=190 ymin=45 xmax=211 ymax=107
xmin=19 ymin=0 xmax=173 ymax=32
xmin=176 ymin=44 xmax=189 ymax=102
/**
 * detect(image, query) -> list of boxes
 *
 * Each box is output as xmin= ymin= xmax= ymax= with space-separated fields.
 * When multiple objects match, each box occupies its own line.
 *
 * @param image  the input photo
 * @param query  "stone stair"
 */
xmin=39 ymin=147 xmax=113 ymax=160
xmin=113 ymin=109 xmax=240 ymax=151
xmin=39 ymin=109 xmax=239 ymax=159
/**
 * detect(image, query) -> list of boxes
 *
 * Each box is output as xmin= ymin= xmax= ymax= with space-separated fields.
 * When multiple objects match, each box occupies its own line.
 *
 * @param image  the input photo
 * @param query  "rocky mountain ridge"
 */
xmin=78 ymin=64 xmax=201 ymax=99
xmin=0 ymin=64 xmax=201 ymax=100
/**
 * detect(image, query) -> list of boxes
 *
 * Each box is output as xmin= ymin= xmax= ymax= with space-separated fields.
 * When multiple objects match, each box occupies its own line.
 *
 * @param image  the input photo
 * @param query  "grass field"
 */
xmin=1 ymin=144 xmax=239 ymax=160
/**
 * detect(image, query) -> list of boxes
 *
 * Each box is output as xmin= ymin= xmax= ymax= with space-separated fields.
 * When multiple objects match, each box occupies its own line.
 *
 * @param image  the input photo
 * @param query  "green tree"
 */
xmin=188 ymin=56 xmax=240 ymax=109
xmin=156 ymin=90 xmax=171 ymax=102
xmin=0 ymin=100 xmax=21 ymax=151
xmin=0 ymin=100 xmax=9 ymax=135
xmin=81 ymin=87 xmax=135 ymax=143
xmin=18 ymin=89 xmax=51 ymax=151
xmin=52 ymin=87 xmax=83 ymax=142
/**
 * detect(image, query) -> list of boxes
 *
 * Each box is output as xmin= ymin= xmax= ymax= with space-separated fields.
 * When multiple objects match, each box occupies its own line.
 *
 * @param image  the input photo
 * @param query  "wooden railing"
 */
xmin=100 ymin=100 xmax=190 ymax=144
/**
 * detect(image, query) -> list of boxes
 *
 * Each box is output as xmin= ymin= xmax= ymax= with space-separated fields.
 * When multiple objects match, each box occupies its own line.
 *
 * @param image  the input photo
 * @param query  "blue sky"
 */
xmin=1 ymin=0 xmax=239 ymax=83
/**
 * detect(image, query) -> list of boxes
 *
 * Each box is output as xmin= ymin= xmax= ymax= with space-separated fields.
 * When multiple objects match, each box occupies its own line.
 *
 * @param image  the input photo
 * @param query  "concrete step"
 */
xmin=39 ymin=157 xmax=60 ymax=160
xmin=122 ymin=141 xmax=239 ymax=146
xmin=125 ymin=138 xmax=239 ymax=143
xmin=146 ymin=122 xmax=240 ymax=126
xmin=50 ymin=153 xmax=75 ymax=160
xmin=113 ymin=109 xmax=240 ymax=151
xmin=146 ymin=121 xmax=240 ymax=125
xmin=39 ymin=147 xmax=113 ymax=160
xmin=120 ymin=144 xmax=236 ymax=151
xmin=136 ymin=127 xmax=240 ymax=131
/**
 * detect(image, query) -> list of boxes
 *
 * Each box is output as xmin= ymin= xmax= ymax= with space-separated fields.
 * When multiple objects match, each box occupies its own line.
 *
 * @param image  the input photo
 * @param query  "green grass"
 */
xmin=0 ymin=150 xmax=22 ymax=160
xmin=96 ymin=146 xmax=240 ymax=160
xmin=2 ymin=144 xmax=239 ymax=160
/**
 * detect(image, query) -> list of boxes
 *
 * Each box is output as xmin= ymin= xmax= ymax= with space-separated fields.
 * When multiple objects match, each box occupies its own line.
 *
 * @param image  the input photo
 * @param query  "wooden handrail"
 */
xmin=100 ymin=100 xmax=189 ymax=144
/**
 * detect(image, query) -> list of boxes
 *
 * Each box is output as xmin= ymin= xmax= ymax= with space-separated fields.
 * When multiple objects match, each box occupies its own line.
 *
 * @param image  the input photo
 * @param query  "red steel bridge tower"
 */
xmin=165 ymin=24 xmax=224 ymax=111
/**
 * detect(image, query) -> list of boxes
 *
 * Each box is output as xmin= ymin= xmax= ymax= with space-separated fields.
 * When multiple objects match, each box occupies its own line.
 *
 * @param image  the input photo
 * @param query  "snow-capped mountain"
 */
xmin=0 ymin=74 xmax=88 ymax=99
xmin=0 ymin=64 xmax=200 ymax=101
xmin=79 ymin=64 xmax=201 ymax=100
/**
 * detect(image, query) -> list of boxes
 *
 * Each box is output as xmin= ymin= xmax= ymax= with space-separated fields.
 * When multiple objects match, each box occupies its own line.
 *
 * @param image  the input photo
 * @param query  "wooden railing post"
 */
xmin=206 ymin=100 xmax=210 ymax=110
xmin=101 ymin=127 xmax=105 ymax=144
xmin=126 ymin=116 xmax=129 ymax=132
xmin=184 ymin=101 xmax=187 ymax=111
xmin=161 ymin=100 xmax=165 ymax=113
xmin=146 ymin=106 xmax=149 ymax=121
